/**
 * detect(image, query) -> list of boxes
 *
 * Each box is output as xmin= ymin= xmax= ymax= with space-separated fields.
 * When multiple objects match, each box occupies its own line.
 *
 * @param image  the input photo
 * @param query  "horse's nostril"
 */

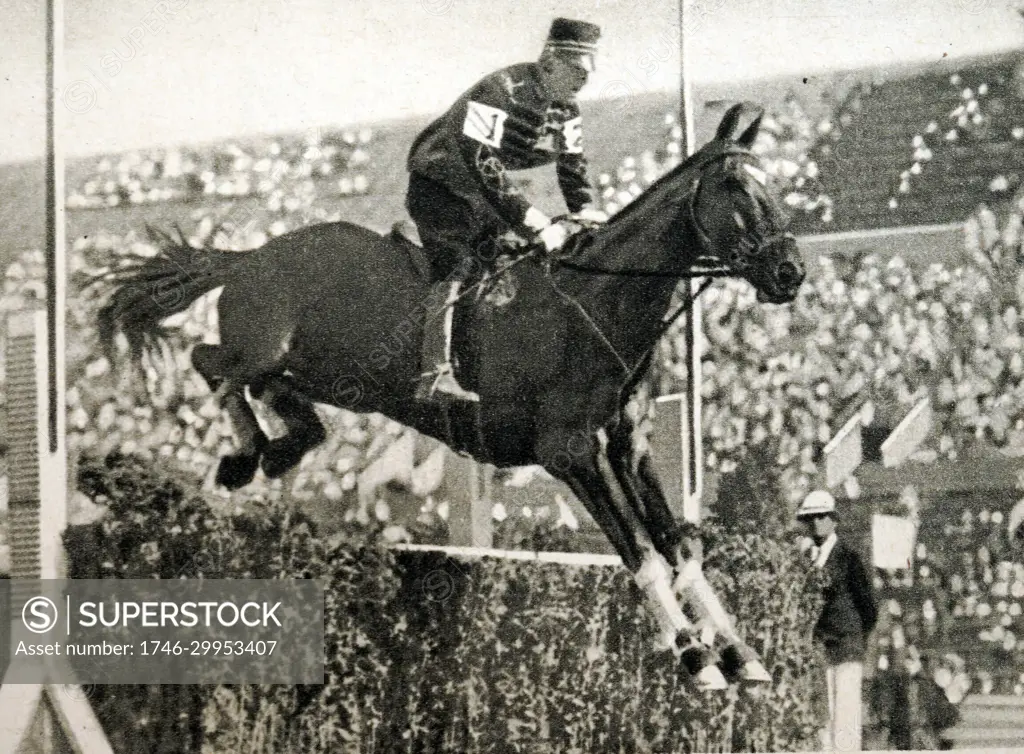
xmin=777 ymin=261 xmax=801 ymax=287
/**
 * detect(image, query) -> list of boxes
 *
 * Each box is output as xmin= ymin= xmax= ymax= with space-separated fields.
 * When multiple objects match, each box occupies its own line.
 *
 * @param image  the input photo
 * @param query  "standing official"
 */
xmin=797 ymin=490 xmax=878 ymax=752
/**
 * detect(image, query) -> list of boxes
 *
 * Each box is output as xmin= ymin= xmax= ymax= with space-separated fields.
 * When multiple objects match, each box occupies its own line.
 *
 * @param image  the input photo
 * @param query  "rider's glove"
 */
xmin=524 ymin=206 xmax=568 ymax=252
xmin=538 ymin=222 xmax=569 ymax=252
xmin=573 ymin=206 xmax=609 ymax=225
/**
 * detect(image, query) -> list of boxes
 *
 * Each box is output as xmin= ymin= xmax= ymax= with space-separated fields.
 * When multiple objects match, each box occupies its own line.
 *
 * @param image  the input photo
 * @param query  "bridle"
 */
xmin=555 ymin=146 xmax=793 ymax=281
xmin=446 ymin=146 xmax=797 ymax=397
xmin=547 ymin=147 xmax=795 ymax=392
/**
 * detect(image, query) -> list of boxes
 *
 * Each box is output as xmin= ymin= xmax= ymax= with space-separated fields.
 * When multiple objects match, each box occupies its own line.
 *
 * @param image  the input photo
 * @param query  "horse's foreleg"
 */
xmin=540 ymin=435 xmax=725 ymax=689
xmin=215 ymin=383 xmax=269 ymax=490
xmin=630 ymin=454 xmax=736 ymax=638
xmin=605 ymin=421 xmax=686 ymax=564
xmin=606 ymin=420 xmax=771 ymax=684
xmin=251 ymin=374 xmax=327 ymax=479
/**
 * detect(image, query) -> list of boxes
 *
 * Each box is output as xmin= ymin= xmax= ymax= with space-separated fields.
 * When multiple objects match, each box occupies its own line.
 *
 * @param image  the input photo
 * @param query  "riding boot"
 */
xmin=416 ymin=278 xmax=480 ymax=403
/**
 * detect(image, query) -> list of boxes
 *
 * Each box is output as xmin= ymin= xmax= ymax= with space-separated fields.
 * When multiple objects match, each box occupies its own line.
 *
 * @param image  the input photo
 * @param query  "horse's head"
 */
xmin=668 ymin=104 xmax=806 ymax=304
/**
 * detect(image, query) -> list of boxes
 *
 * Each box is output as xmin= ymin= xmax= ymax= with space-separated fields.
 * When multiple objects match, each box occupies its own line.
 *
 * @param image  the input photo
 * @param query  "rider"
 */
xmin=406 ymin=17 xmax=609 ymax=402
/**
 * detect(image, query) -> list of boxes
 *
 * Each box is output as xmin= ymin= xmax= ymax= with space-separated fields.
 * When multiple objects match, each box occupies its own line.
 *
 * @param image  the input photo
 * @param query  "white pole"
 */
xmin=679 ymin=0 xmax=703 ymax=524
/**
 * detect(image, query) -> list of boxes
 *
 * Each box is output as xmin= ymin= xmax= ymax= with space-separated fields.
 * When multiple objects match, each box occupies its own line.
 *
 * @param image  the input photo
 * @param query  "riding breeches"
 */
xmin=405 ymin=172 xmax=503 ymax=282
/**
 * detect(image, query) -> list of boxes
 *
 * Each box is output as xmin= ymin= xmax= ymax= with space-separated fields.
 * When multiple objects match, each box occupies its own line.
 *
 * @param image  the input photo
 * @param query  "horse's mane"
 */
xmin=558 ymin=142 xmax=728 ymax=267
xmin=601 ymin=141 xmax=721 ymax=229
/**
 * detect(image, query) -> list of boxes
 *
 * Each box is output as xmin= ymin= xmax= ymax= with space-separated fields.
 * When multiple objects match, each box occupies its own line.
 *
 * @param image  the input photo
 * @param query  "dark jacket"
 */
xmin=814 ymin=537 xmax=878 ymax=663
xmin=407 ymin=62 xmax=596 ymax=233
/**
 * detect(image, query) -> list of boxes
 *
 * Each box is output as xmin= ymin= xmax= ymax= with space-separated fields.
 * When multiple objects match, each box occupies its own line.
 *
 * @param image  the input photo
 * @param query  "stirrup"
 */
xmin=417 ymin=364 xmax=480 ymax=403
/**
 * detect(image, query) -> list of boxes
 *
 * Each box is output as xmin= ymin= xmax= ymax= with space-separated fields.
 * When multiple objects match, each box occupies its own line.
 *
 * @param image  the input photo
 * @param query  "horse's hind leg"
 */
xmin=214 ymin=382 xmax=269 ymax=490
xmin=192 ymin=343 xmax=227 ymax=393
xmin=251 ymin=374 xmax=327 ymax=480
xmin=189 ymin=344 xmax=266 ymax=489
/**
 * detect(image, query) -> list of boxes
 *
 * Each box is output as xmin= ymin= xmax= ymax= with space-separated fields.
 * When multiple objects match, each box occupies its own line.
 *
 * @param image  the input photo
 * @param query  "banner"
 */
xmin=872 ymin=514 xmax=917 ymax=570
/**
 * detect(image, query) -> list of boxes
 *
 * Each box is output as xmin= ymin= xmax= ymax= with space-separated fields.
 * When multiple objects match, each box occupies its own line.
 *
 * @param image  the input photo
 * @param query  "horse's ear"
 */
xmin=737 ymin=109 xmax=764 ymax=147
xmin=714 ymin=103 xmax=745 ymax=141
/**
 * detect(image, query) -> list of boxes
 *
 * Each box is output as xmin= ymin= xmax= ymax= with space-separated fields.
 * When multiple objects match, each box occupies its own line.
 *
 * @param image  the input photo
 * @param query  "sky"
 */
xmin=2 ymin=0 xmax=1023 ymax=163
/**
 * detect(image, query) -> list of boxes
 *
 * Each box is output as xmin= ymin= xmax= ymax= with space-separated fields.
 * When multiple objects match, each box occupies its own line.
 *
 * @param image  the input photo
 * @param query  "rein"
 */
xmin=555 ymin=259 xmax=732 ymax=279
xmin=550 ymin=269 xmax=714 ymax=388
xmin=544 ymin=149 xmax=757 ymax=387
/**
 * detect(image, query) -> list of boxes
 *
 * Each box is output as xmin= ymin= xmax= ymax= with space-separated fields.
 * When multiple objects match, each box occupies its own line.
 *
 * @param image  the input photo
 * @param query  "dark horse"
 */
xmin=95 ymin=104 xmax=805 ymax=688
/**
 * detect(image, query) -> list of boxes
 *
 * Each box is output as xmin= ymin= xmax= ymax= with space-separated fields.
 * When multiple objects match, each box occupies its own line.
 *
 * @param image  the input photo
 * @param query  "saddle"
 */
xmin=391 ymin=221 xmax=534 ymax=315
xmin=388 ymin=220 xmax=528 ymax=456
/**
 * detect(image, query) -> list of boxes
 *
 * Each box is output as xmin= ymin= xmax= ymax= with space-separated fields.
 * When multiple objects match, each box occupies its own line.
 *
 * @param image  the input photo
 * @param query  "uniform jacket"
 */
xmin=407 ymin=62 xmax=596 ymax=232
xmin=814 ymin=535 xmax=878 ymax=661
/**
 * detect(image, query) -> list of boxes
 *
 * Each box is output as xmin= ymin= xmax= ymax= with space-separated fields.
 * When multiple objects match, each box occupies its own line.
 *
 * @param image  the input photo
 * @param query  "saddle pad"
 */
xmin=388 ymin=224 xmax=432 ymax=283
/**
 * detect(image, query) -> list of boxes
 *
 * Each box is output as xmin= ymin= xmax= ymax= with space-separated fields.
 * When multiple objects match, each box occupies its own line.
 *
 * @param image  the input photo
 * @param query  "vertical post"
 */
xmin=0 ymin=0 xmax=114 ymax=746
xmin=679 ymin=0 xmax=702 ymax=524
xmin=46 ymin=0 xmax=68 ymax=582
xmin=46 ymin=0 xmax=65 ymax=457
xmin=3 ymin=0 xmax=68 ymax=613
xmin=650 ymin=394 xmax=687 ymax=520
xmin=445 ymin=454 xmax=492 ymax=549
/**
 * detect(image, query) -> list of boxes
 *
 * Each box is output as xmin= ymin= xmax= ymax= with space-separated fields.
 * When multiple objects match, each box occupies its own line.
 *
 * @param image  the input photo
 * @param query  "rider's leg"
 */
xmin=411 ymin=254 xmax=480 ymax=402
xmin=426 ymin=254 xmax=480 ymax=401
xmin=406 ymin=173 xmax=486 ymax=402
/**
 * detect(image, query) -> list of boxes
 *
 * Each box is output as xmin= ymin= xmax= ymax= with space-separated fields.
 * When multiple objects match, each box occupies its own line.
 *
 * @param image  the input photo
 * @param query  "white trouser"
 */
xmin=824 ymin=661 xmax=864 ymax=752
xmin=441 ymin=281 xmax=460 ymax=363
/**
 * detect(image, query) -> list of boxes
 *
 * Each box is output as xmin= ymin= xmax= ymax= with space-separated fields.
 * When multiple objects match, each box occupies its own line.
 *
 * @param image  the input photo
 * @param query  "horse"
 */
xmin=94 ymin=104 xmax=806 ymax=689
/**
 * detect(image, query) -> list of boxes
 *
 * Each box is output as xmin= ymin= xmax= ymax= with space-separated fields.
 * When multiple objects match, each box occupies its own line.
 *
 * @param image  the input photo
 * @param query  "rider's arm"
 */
xmin=554 ymin=102 xmax=597 ymax=214
xmin=454 ymin=73 xmax=555 ymax=235
xmin=469 ymin=144 xmax=533 ymax=225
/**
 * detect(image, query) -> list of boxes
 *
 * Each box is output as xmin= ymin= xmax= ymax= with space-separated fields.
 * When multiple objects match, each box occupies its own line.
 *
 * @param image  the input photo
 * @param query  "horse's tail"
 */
xmin=96 ymin=224 xmax=243 ymax=368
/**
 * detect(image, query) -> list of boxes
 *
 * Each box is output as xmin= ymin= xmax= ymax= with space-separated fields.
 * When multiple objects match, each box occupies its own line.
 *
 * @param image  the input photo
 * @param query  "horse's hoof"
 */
xmin=695 ymin=664 xmax=729 ymax=691
xmin=260 ymin=438 xmax=308 ymax=479
xmin=716 ymin=643 xmax=746 ymax=684
xmin=718 ymin=643 xmax=771 ymax=684
xmin=677 ymin=642 xmax=713 ymax=676
xmin=679 ymin=645 xmax=728 ymax=691
xmin=215 ymin=453 xmax=260 ymax=490
xmin=741 ymin=660 xmax=772 ymax=684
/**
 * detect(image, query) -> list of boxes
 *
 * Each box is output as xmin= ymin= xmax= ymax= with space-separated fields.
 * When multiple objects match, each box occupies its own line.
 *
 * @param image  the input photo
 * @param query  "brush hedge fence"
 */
xmin=59 ymin=451 xmax=826 ymax=753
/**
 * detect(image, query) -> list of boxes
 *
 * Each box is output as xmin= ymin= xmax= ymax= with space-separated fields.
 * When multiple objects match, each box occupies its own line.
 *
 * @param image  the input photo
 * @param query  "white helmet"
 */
xmin=796 ymin=489 xmax=835 ymax=519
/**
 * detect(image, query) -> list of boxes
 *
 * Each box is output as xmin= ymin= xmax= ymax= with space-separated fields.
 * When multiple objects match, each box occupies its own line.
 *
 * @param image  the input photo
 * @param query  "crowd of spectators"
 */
xmin=868 ymin=490 xmax=1024 ymax=700
xmin=65 ymin=127 xmax=375 ymax=211
xmin=3 ymin=92 xmax=1024 ymax=708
